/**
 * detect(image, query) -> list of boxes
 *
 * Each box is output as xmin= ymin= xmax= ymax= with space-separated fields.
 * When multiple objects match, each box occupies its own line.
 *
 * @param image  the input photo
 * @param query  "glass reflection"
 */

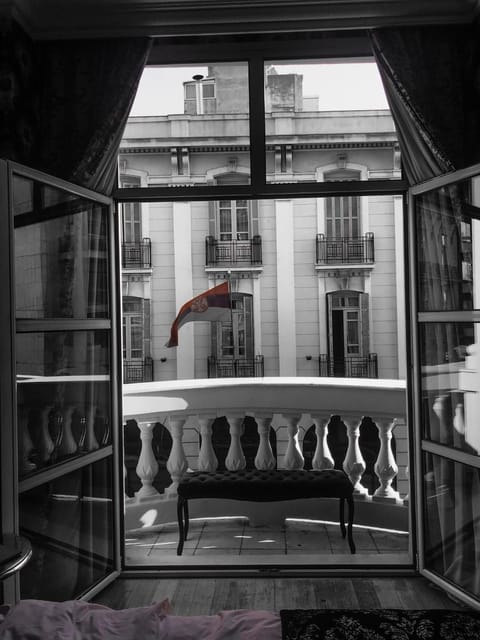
xmin=416 ymin=182 xmax=475 ymax=312
xmin=19 ymin=458 xmax=114 ymax=600
xmin=17 ymin=331 xmax=111 ymax=476
xmin=15 ymin=205 xmax=109 ymax=319
xmin=420 ymin=323 xmax=480 ymax=455
xmin=423 ymin=453 xmax=480 ymax=598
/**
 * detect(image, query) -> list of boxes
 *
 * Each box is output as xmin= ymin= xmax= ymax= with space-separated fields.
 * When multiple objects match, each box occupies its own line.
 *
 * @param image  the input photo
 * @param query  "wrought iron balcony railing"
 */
xmin=123 ymin=357 xmax=154 ymax=384
xmin=122 ymin=238 xmax=152 ymax=269
xmin=207 ymin=355 xmax=264 ymax=378
xmin=319 ymin=353 xmax=378 ymax=378
xmin=316 ymin=233 xmax=374 ymax=265
xmin=205 ymin=235 xmax=262 ymax=266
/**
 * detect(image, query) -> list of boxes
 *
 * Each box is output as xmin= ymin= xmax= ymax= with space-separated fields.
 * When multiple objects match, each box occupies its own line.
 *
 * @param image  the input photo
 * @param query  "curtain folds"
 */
xmin=369 ymin=26 xmax=480 ymax=185
xmin=35 ymin=37 xmax=152 ymax=194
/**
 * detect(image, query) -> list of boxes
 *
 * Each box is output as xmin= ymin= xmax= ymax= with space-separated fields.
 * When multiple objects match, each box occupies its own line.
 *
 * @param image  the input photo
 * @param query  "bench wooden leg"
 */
xmin=346 ymin=496 xmax=356 ymax=554
xmin=177 ymin=497 xmax=186 ymax=556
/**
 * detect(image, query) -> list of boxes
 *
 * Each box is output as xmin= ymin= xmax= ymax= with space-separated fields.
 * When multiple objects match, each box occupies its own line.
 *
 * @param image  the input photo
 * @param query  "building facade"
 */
xmin=119 ymin=65 xmax=405 ymax=383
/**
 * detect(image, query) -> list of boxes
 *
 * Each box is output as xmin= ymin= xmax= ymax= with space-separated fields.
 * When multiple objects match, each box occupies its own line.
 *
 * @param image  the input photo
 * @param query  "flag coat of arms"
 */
xmin=166 ymin=281 xmax=231 ymax=347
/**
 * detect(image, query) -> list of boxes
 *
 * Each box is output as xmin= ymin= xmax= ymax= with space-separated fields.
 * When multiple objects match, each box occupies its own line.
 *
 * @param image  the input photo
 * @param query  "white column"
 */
xmin=197 ymin=416 xmax=218 ymax=472
xmin=135 ymin=421 xmax=160 ymax=498
xmin=275 ymin=200 xmax=297 ymax=376
xmin=225 ymin=415 xmax=246 ymax=470
xmin=173 ymin=201 xmax=194 ymax=379
xmin=311 ymin=414 xmax=334 ymax=470
xmin=254 ymin=415 xmax=276 ymax=470
xmin=282 ymin=414 xmax=304 ymax=470
xmin=166 ymin=417 xmax=188 ymax=493
xmin=394 ymin=194 xmax=407 ymax=379
xmin=373 ymin=418 xmax=400 ymax=500
xmin=252 ymin=276 xmax=262 ymax=357
xmin=342 ymin=416 xmax=368 ymax=496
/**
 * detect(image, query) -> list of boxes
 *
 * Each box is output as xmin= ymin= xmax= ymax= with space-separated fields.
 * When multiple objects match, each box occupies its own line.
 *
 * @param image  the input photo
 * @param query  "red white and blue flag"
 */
xmin=166 ymin=281 xmax=231 ymax=348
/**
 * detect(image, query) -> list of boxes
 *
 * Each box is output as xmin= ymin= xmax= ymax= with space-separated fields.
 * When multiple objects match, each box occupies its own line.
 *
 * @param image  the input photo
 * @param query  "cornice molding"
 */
xmin=11 ymin=0 xmax=479 ymax=40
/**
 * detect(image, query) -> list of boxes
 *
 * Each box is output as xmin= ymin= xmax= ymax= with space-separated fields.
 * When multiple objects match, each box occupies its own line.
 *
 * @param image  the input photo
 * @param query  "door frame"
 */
xmin=0 ymin=160 xmax=123 ymax=601
xmin=408 ymin=161 xmax=480 ymax=610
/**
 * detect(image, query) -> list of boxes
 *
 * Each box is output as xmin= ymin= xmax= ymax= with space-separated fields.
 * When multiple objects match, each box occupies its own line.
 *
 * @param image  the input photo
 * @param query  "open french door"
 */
xmin=409 ymin=162 xmax=480 ymax=609
xmin=0 ymin=160 xmax=123 ymax=602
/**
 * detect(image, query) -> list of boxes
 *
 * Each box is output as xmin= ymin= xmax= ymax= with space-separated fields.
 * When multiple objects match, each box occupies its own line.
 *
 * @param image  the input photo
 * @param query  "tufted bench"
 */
xmin=176 ymin=468 xmax=355 ymax=555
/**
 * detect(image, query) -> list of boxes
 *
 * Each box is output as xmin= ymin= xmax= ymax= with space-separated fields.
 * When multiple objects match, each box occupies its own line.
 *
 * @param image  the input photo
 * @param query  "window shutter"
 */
xmin=208 ymin=201 xmax=216 ymax=236
xmin=250 ymin=199 xmax=259 ymax=237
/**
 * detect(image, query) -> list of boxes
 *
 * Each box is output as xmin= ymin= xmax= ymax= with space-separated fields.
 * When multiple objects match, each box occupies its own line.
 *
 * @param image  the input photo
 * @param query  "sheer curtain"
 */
xmin=371 ymin=25 xmax=480 ymax=597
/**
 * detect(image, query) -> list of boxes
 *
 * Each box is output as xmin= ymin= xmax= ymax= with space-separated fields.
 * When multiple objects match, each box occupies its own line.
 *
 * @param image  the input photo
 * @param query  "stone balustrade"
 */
xmin=123 ymin=377 xmax=409 ymax=532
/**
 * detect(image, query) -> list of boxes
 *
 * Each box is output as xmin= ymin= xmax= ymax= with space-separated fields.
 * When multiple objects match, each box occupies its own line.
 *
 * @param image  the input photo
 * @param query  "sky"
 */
xmin=129 ymin=62 xmax=389 ymax=116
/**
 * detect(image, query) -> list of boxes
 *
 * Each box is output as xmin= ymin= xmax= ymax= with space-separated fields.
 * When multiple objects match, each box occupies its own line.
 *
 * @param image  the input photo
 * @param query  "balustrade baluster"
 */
xmin=135 ymin=421 xmax=160 ymax=498
xmin=282 ymin=414 xmax=304 ymax=470
xmin=85 ymin=405 xmax=99 ymax=452
xmin=225 ymin=415 xmax=246 ymax=471
xmin=18 ymin=407 xmax=36 ymax=473
xmin=254 ymin=415 xmax=276 ymax=470
xmin=342 ymin=416 xmax=368 ymax=496
xmin=38 ymin=405 xmax=54 ymax=463
xmin=166 ymin=417 xmax=188 ymax=493
xmin=197 ymin=416 xmax=218 ymax=472
xmin=58 ymin=406 xmax=77 ymax=456
xmin=373 ymin=418 xmax=400 ymax=500
xmin=311 ymin=414 xmax=334 ymax=470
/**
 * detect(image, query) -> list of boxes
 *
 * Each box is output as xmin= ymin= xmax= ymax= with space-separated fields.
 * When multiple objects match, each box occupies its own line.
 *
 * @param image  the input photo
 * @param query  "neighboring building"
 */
xmin=119 ymin=64 xmax=405 ymax=383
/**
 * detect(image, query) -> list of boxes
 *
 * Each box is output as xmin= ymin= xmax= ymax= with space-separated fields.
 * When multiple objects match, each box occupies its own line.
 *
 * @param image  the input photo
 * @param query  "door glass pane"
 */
xmin=423 ymin=452 xmax=480 ymax=599
xmin=416 ymin=182 xmax=476 ymax=312
xmin=19 ymin=457 xmax=114 ymax=600
xmin=264 ymin=60 xmax=399 ymax=183
xmin=16 ymin=330 xmax=111 ymax=476
xmin=123 ymin=62 xmax=251 ymax=185
xmin=419 ymin=321 xmax=480 ymax=455
xmin=15 ymin=204 xmax=109 ymax=319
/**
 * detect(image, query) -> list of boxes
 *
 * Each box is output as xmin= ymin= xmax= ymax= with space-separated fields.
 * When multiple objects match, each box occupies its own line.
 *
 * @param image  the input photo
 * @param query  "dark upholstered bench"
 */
xmin=176 ymin=469 xmax=355 ymax=555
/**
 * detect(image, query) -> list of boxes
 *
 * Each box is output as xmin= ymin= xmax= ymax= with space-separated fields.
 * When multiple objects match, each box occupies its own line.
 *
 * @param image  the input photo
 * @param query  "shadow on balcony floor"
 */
xmin=125 ymin=517 xmax=410 ymax=566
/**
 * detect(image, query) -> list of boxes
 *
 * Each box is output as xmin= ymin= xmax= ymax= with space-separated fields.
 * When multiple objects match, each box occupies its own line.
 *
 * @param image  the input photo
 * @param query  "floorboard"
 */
xmin=92 ymin=576 xmax=466 ymax=614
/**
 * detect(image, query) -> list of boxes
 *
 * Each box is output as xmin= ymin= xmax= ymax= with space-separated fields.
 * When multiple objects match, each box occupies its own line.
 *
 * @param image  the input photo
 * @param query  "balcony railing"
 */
xmin=207 ymin=355 xmax=264 ymax=378
xmin=205 ymin=235 xmax=262 ymax=266
xmin=123 ymin=357 xmax=154 ymax=383
xmin=319 ymin=354 xmax=378 ymax=378
xmin=122 ymin=377 xmax=408 ymax=533
xmin=316 ymin=233 xmax=374 ymax=265
xmin=122 ymin=238 xmax=152 ymax=269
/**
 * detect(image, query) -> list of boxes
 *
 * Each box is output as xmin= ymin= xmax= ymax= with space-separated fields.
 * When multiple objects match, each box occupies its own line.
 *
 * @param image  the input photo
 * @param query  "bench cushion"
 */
xmin=177 ymin=469 xmax=353 ymax=501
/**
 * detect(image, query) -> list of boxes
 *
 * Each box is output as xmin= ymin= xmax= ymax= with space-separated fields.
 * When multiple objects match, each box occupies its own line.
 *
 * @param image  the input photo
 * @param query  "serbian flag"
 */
xmin=166 ymin=281 xmax=231 ymax=347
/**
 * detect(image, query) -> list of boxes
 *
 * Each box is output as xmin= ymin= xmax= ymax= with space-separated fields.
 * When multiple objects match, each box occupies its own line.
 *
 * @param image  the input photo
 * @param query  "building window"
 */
xmin=326 ymin=196 xmax=360 ymax=238
xmin=327 ymin=291 xmax=370 ymax=376
xmin=212 ymin=292 xmax=253 ymax=359
xmin=122 ymin=202 xmax=142 ymax=244
xmin=122 ymin=297 xmax=145 ymax=361
xmin=218 ymin=200 xmax=250 ymax=241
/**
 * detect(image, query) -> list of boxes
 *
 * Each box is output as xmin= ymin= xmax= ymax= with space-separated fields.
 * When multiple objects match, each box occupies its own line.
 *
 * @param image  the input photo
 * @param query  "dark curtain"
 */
xmin=34 ymin=37 xmax=151 ymax=194
xmin=370 ymin=25 xmax=480 ymax=185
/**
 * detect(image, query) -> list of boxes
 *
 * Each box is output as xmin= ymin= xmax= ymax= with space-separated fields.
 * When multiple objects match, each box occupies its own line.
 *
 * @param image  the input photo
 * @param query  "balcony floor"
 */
xmin=125 ymin=517 xmax=410 ymax=567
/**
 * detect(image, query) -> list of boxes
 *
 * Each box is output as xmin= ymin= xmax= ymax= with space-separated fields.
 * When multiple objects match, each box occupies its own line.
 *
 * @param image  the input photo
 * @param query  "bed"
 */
xmin=1 ymin=598 xmax=480 ymax=639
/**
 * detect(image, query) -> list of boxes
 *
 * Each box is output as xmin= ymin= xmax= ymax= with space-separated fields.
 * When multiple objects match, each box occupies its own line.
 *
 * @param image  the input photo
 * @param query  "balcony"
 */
xmin=123 ymin=357 xmax=154 ymax=383
xmin=319 ymin=354 xmax=378 ymax=378
xmin=123 ymin=377 xmax=409 ymax=556
xmin=316 ymin=233 xmax=375 ymax=265
xmin=121 ymin=238 xmax=152 ymax=269
xmin=205 ymin=235 xmax=262 ymax=266
xmin=207 ymin=355 xmax=264 ymax=378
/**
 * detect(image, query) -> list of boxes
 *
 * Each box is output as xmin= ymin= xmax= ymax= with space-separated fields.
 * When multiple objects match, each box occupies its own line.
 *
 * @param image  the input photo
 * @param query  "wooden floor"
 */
xmin=125 ymin=517 xmax=410 ymax=565
xmin=93 ymin=575 xmax=466 ymax=614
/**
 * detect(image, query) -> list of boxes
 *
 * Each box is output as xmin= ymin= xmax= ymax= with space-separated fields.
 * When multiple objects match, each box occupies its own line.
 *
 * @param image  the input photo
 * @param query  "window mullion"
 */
xmin=248 ymin=55 xmax=266 ymax=194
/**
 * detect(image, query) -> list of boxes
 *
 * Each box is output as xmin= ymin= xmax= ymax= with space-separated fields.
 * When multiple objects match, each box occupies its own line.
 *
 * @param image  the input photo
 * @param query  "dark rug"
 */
xmin=280 ymin=609 xmax=480 ymax=640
